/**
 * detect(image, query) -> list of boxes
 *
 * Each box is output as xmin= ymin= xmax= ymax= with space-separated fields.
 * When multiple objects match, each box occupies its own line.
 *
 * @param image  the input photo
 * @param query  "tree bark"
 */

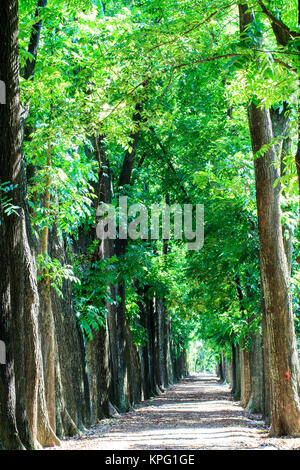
xmin=261 ymin=296 xmax=270 ymax=424
xmin=0 ymin=0 xmax=58 ymax=449
xmin=240 ymin=347 xmax=251 ymax=408
xmin=246 ymin=333 xmax=264 ymax=414
xmin=232 ymin=344 xmax=241 ymax=401
xmin=22 ymin=0 xmax=48 ymax=81
xmin=39 ymin=139 xmax=56 ymax=433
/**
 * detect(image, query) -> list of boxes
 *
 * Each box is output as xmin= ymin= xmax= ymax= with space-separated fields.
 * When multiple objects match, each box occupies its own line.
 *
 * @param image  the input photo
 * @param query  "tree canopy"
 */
xmin=1 ymin=0 xmax=300 ymax=449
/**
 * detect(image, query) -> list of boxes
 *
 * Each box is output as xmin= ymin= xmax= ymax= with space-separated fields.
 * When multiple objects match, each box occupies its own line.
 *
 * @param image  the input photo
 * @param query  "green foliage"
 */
xmin=0 ymin=182 xmax=20 ymax=223
xmin=37 ymin=253 xmax=80 ymax=297
xmin=73 ymin=252 xmax=117 ymax=339
xmin=188 ymin=340 xmax=218 ymax=373
xmin=19 ymin=0 xmax=300 ymax=355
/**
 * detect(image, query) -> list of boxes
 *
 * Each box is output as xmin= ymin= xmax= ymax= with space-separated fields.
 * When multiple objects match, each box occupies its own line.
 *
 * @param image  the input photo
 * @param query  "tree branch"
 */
xmin=258 ymin=1 xmax=297 ymax=40
xmin=273 ymin=58 xmax=296 ymax=73
xmin=150 ymin=127 xmax=188 ymax=199
xmin=173 ymin=53 xmax=240 ymax=70
xmin=146 ymin=5 xmax=234 ymax=54
xmin=23 ymin=0 xmax=48 ymax=80
xmin=118 ymin=101 xmax=144 ymax=189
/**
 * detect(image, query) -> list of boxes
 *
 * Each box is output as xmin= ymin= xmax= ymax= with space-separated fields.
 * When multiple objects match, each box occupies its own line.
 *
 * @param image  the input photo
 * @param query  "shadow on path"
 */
xmin=52 ymin=373 xmax=300 ymax=450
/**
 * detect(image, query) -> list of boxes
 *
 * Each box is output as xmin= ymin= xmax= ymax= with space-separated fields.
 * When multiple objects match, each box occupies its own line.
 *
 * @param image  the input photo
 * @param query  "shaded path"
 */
xmin=53 ymin=374 xmax=300 ymax=450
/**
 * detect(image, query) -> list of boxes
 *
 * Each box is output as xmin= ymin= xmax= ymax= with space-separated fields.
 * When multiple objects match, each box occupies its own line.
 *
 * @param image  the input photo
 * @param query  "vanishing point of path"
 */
xmin=53 ymin=374 xmax=300 ymax=451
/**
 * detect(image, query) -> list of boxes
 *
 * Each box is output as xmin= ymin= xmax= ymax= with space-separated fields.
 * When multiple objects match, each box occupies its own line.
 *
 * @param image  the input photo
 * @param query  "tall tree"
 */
xmin=0 ymin=0 xmax=29 ymax=449
xmin=240 ymin=2 xmax=300 ymax=436
xmin=0 ymin=0 xmax=60 ymax=449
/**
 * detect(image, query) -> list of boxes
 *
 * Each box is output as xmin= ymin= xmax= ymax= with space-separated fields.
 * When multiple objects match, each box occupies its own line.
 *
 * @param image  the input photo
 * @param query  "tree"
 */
xmin=0 ymin=0 xmax=59 ymax=449
xmin=239 ymin=2 xmax=300 ymax=436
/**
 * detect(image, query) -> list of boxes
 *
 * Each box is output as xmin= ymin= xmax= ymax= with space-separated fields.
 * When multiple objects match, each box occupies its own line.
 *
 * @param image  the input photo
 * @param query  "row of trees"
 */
xmin=189 ymin=1 xmax=300 ymax=435
xmin=0 ymin=0 xmax=190 ymax=449
xmin=1 ymin=0 xmax=300 ymax=449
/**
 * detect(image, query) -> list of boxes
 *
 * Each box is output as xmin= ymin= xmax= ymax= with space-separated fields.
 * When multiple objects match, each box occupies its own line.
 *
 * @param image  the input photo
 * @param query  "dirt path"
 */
xmin=52 ymin=374 xmax=300 ymax=450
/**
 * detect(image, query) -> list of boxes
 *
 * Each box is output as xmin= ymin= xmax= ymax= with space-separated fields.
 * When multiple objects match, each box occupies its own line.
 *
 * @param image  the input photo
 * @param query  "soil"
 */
xmin=49 ymin=374 xmax=300 ymax=450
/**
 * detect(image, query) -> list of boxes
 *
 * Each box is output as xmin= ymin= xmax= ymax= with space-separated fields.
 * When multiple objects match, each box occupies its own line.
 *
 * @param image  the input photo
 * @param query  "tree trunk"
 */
xmin=0 ymin=0 xmax=58 ymax=449
xmin=232 ymin=344 xmax=241 ymax=401
xmin=154 ymin=298 xmax=163 ymax=391
xmin=161 ymin=237 xmax=170 ymax=388
xmin=217 ymin=355 xmax=225 ymax=383
xmin=22 ymin=0 xmax=48 ymax=81
xmin=246 ymin=333 xmax=264 ymax=414
xmin=249 ymin=101 xmax=300 ymax=436
xmin=148 ymin=297 xmax=157 ymax=394
xmin=86 ymin=135 xmax=114 ymax=418
xmin=261 ymin=295 xmax=270 ymax=424
xmin=270 ymin=105 xmax=293 ymax=274
xmin=49 ymin=223 xmax=91 ymax=434
xmin=240 ymin=347 xmax=251 ymax=408
xmin=231 ymin=344 xmax=237 ymax=396
xmin=112 ymin=100 xmax=145 ymax=411
xmin=224 ymin=353 xmax=232 ymax=385
xmin=39 ymin=140 xmax=56 ymax=433
xmin=138 ymin=287 xmax=153 ymax=399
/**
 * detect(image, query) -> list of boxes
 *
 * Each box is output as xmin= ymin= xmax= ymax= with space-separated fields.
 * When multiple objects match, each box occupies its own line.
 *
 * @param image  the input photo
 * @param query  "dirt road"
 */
xmin=51 ymin=374 xmax=300 ymax=450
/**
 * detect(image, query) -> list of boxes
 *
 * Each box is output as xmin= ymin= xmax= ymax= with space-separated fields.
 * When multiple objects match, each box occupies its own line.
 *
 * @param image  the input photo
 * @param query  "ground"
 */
xmin=51 ymin=374 xmax=300 ymax=450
